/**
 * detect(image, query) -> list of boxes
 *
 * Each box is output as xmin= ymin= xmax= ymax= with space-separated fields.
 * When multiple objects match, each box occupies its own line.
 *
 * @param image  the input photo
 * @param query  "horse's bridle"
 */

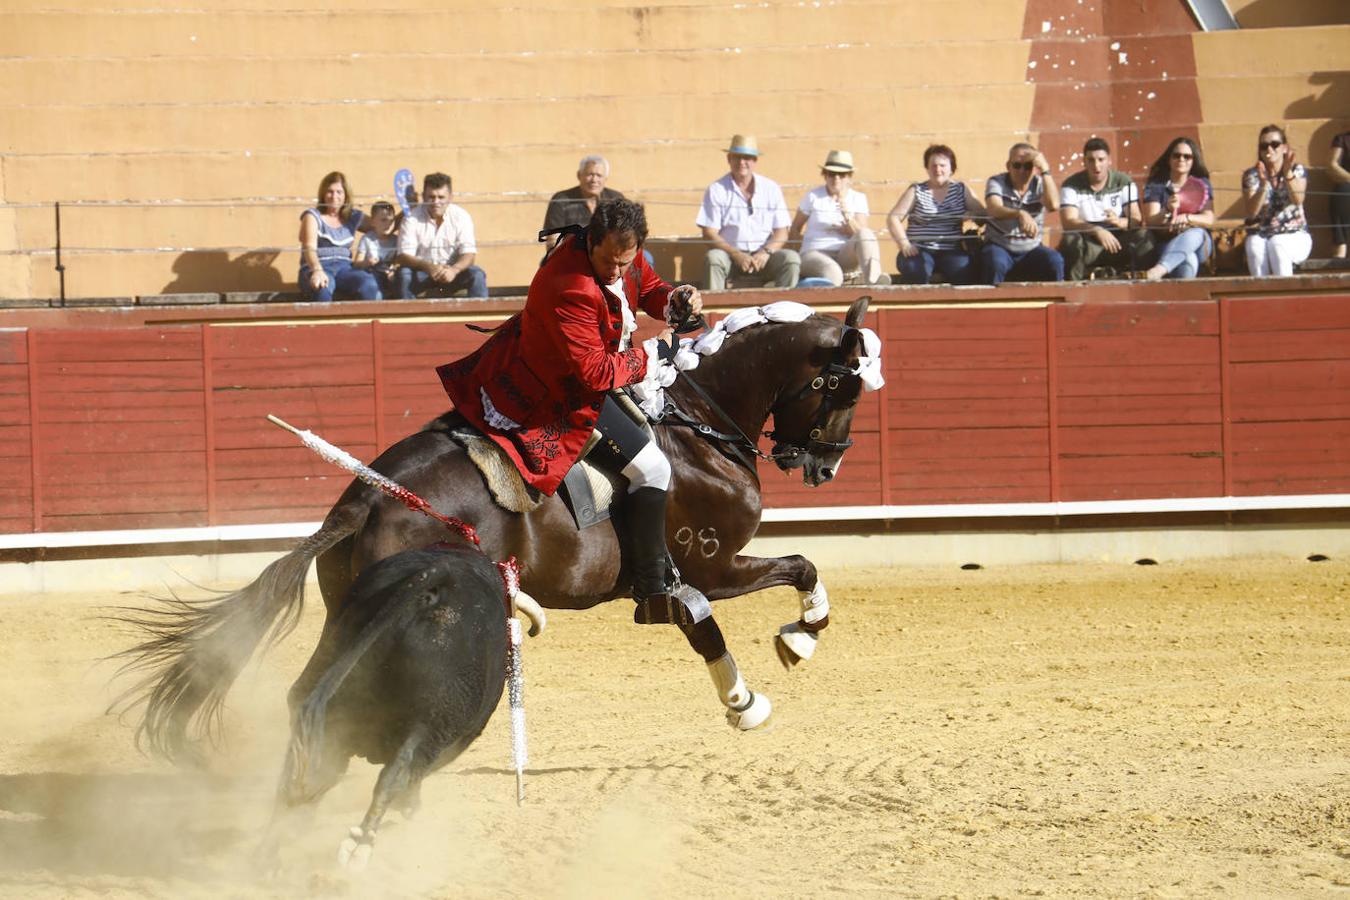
xmin=764 ymin=334 xmax=861 ymax=467
xmin=660 ymin=321 xmax=861 ymax=470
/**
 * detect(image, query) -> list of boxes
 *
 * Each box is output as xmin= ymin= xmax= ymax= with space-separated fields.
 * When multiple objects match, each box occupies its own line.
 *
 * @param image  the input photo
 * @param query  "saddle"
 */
xmin=422 ymin=409 xmax=634 ymax=530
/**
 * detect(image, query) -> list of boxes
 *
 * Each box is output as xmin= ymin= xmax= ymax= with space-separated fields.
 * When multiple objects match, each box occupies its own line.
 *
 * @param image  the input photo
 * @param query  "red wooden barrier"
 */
xmin=3 ymin=288 xmax=1349 ymax=536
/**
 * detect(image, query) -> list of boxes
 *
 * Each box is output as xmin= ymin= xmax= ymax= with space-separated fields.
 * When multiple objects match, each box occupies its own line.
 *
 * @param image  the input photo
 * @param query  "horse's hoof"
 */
xmin=338 ymin=826 xmax=371 ymax=871
xmin=726 ymin=692 xmax=772 ymax=730
xmin=347 ymin=843 xmax=372 ymax=872
xmin=338 ymin=836 xmax=358 ymax=868
xmin=775 ymin=622 xmax=818 ymax=670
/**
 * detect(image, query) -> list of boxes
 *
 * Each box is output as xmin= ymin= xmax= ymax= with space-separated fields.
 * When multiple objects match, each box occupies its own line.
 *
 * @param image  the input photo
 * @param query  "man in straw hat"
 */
xmin=695 ymin=135 xmax=800 ymax=291
xmin=789 ymin=149 xmax=887 ymax=286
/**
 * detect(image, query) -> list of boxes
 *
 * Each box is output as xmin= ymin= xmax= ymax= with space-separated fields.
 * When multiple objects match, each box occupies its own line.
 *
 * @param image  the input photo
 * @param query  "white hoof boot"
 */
xmin=708 ymin=652 xmax=772 ymax=730
xmin=726 ymin=692 xmax=772 ymax=730
xmin=775 ymin=622 xmax=818 ymax=669
xmin=338 ymin=826 xmax=371 ymax=871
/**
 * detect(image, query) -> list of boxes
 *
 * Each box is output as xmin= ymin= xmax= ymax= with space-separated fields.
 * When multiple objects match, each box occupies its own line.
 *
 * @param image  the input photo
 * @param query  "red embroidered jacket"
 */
xmin=437 ymin=234 xmax=673 ymax=495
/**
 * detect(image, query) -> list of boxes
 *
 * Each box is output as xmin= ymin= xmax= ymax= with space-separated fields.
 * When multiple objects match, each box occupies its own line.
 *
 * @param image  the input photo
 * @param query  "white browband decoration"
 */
xmin=630 ymin=301 xmax=885 ymax=418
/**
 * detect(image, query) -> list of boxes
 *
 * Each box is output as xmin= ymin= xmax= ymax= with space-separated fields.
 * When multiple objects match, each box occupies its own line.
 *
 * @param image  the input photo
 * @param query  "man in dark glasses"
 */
xmin=981 ymin=142 xmax=1065 ymax=285
xmin=1059 ymin=137 xmax=1157 ymax=280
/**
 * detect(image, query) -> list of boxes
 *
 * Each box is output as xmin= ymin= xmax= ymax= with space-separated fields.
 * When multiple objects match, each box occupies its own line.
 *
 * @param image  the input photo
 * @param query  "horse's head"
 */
xmin=767 ymin=296 xmax=878 ymax=487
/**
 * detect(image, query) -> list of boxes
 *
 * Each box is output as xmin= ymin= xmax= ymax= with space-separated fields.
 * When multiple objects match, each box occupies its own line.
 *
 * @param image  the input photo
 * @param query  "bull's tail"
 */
xmin=282 ymin=573 xmax=427 ymax=804
xmin=109 ymin=503 xmax=366 ymax=766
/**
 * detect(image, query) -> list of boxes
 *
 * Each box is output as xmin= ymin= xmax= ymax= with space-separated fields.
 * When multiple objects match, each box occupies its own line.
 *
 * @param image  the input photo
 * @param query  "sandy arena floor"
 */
xmin=0 ymin=557 xmax=1347 ymax=898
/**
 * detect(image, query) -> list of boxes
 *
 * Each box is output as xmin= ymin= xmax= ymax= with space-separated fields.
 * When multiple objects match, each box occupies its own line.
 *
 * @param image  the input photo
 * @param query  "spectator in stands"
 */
xmin=1141 ymin=137 xmax=1215 ymax=281
xmin=1241 ymin=125 xmax=1310 ymax=277
xmin=1059 ymin=137 xmax=1155 ymax=280
xmin=540 ymin=155 xmax=653 ymax=268
xmin=788 ymin=150 xmax=887 ymax=287
xmin=396 ymin=172 xmax=488 ymax=299
xmin=1327 ymin=129 xmax=1350 ymax=260
xmin=886 ymin=143 xmax=984 ymax=285
xmin=696 ymin=135 xmax=800 ymax=291
xmin=354 ymin=200 xmax=400 ymax=297
xmin=298 ymin=171 xmax=381 ymax=302
xmin=981 ymin=143 xmax=1063 ymax=285
xmin=541 ymin=155 xmax=625 ymax=252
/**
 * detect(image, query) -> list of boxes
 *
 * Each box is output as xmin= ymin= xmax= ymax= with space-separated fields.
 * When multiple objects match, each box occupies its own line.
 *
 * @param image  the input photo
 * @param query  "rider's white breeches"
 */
xmin=622 ymin=442 xmax=671 ymax=493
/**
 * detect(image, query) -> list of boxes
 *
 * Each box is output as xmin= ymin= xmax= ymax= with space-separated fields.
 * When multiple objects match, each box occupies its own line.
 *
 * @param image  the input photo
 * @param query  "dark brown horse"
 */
xmin=119 ymin=296 xmax=880 ymax=764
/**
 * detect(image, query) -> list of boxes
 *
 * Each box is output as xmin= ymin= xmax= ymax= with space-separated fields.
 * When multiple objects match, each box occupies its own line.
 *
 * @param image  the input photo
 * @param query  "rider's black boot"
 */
xmin=626 ymin=486 xmax=680 ymax=624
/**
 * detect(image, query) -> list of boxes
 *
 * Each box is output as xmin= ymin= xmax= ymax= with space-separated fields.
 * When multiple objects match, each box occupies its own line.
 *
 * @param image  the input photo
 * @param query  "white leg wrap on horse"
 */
xmin=775 ymin=579 xmax=828 ymax=668
xmin=799 ymin=579 xmax=830 ymax=625
xmin=707 ymin=652 xmax=750 ymax=709
xmin=622 ymin=442 xmax=672 ymax=492
xmin=707 ymin=652 xmax=772 ymax=730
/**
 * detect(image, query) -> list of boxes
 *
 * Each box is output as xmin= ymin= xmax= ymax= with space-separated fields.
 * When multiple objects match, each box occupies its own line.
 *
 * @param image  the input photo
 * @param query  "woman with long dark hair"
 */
xmin=1142 ymin=137 xmax=1215 ymax=280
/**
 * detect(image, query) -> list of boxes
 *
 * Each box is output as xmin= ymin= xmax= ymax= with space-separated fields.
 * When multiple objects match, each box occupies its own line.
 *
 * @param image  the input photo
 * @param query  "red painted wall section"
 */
xmin=0 ymin=331 xmax=33 ymax=533
xmin=31 ymin=327 xmax=207 ymax=532
xmin=1055 ymin=301 xmax=1223 ymax=500
xmin=5 ymin=292 xmax=1350 ymax=536
xmin=883 ymin=308 xmax=1051 ymax=504
xmin=377 ymin=321 xmax=490 ymax=446
xmin=1225 ymin=294 xmax=1350 ymax=494
xmin=1023 ymin=0 xmax=1203 ymax=175
xmin=209 ymin=323 xmax=378 ymax=525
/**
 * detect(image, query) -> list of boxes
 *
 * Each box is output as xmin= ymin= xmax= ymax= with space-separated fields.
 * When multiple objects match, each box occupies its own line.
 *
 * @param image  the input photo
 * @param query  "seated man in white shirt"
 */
xmin=396 ymin=172 xmax=488 ymax=299
xmin=695 ymin=135 xmax=800 ymax=291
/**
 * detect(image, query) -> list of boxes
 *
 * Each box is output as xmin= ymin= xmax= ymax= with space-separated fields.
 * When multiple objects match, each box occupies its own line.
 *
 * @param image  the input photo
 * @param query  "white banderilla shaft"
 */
xmin=507 ymin=617 xmax=528 ymax=806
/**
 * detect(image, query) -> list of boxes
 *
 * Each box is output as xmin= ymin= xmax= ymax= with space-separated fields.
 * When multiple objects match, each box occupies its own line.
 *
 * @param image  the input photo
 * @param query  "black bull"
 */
xmin=116 ymin=297 xmax=874 ymax=763
xmin=266 ymin=542 xmax=508 ymax=869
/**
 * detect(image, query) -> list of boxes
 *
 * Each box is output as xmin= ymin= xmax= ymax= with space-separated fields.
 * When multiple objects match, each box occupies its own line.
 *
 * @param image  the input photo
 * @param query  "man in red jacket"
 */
xmin=437 ymin=199 xmax=702 ymax=619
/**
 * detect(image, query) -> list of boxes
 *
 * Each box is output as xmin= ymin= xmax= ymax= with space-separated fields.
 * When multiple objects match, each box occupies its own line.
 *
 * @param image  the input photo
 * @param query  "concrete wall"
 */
xmin=0 ymin=0 xmax=1346 ymax=298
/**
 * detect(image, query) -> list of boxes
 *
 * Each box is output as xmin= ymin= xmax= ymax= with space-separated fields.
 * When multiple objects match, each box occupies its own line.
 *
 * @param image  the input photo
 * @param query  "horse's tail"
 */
xmin=282 ymin=580 xmax=423 ymax=804
xmin=109 ymin=501 xmax=367 ymax=766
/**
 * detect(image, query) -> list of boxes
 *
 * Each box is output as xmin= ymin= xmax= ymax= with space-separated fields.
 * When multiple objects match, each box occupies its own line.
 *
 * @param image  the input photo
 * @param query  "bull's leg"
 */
xmin=339 ymin=727 xmax=429 ymax=871
xmin=255 ymin=741 xmax=335 ymax=876
xmin=684 ymin=552 xmax=832 ymax=671
xmin=678 ymin=615 xmax=771 ymax=730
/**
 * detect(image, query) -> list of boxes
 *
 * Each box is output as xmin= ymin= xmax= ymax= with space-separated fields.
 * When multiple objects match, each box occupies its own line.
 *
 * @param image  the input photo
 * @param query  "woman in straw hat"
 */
xmin=789 ymin=150 xmax=888 ymax=286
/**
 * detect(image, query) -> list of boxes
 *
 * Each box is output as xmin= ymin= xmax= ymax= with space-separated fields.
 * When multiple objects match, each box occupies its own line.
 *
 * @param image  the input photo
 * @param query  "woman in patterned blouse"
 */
xmin=1241 ymin=125 xmax=1310 ymax=277
xmin=886 ymin=144 xmax=985 ymax=285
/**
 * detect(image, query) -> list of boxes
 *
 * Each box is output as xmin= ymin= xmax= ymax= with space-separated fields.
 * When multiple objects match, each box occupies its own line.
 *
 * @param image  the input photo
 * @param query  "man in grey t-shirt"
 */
xmin=981 ymin=143 xmax=1064 ymax=285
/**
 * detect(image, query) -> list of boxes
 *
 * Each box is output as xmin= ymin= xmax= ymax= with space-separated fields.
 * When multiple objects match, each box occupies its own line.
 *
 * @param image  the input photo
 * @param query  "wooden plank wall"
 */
xmin=5 ymin=292 xmax=1350 ymax=535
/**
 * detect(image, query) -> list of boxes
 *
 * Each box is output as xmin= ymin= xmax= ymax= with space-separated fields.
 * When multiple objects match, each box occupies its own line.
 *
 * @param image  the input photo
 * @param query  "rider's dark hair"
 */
xmin=588 ymin=197 xmax=648 ymax=247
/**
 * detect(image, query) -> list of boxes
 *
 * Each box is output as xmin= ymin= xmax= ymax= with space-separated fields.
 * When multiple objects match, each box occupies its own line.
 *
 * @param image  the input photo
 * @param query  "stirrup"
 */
xmin=633 ymin=583 xmax=711 ymax=625
xmin=634 ymin=593 xmax=688 ymax=625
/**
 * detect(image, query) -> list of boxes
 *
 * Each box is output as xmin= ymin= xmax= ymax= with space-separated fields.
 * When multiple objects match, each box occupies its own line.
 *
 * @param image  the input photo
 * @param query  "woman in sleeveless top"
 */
xmin=886 ymin=144 xmax=984 ymax=285
xmin=1141 ymin=137 xmax=1215 ymax=280
xmin=299 ymin=171 xmax=382 ymax=302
